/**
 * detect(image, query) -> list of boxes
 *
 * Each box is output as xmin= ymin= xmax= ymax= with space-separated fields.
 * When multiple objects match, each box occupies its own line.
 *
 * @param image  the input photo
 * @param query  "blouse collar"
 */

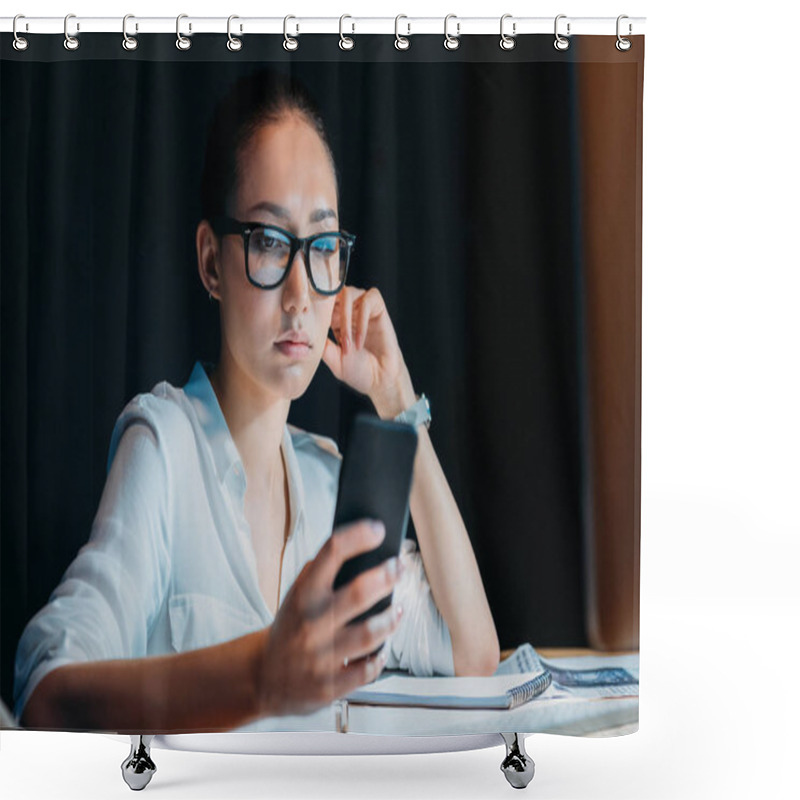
xmin=182 ymin=360 xmax=305 ymax=537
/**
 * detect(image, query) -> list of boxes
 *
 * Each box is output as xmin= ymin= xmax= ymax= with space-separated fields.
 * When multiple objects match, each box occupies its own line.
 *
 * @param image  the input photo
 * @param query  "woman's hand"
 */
xmin=254 ymin=519 xmax=405 ymax=718
xmin=321 ymin=285 xmax=416 ymax=418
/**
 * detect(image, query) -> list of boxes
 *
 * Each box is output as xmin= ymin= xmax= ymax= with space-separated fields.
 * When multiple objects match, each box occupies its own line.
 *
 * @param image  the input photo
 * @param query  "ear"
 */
xmin=196 ymin=220 xmax=222 ymax=300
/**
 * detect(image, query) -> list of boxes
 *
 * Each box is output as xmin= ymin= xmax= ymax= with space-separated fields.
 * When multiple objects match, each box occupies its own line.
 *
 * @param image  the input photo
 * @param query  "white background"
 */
xmin=2 ymin=1 xmax=798 ymax=798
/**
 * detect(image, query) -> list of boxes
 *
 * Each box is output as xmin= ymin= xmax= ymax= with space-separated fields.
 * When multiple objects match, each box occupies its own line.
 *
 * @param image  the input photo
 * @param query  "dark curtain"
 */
xmin=1 ymin=34 xmax=592 ymax=709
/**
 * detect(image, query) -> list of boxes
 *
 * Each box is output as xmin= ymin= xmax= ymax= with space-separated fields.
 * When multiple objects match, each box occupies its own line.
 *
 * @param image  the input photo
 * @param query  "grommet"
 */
xmin=554 ymin=14 xmax=570 ymax=51
xmin=283 ymin=15 xmax=299 ymax=51
xmin=64 ymin=13 xmax=80 ymax=51
xmin=13 ymin=14 xmax=29 ymax=51
xmin=339 ymin=14 xmax=354 ymax=50
xmin=176 ymin=13 xmax=191 ymax=50
xmin=122 ymin=14 xmax=138 ymax=51
xmin=616 ymin=14 xmax=632 ymax=51
xmin=227 ymin=15 xmax=242 ymax=51
xmin=500 ymin=14 xmax=516 ymax=50
xmin=444 ymin=13 xmax=460 ymax=50
xmin=395 ymin=15 xmax=410 ymax=50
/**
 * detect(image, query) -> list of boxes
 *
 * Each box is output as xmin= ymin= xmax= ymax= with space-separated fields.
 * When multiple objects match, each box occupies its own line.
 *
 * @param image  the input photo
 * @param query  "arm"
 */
xmin=322 ymin=284 xmax=500 ymax=677
xmin=20 ymin=628 xmax=267 ymax=733
xmin=372 ymin=362 xmax=500 ymax=677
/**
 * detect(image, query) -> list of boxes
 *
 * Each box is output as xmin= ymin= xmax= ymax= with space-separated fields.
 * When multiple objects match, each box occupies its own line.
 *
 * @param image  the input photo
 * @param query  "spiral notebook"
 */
xmin=345 ymin=665 xmax=552 ymax=710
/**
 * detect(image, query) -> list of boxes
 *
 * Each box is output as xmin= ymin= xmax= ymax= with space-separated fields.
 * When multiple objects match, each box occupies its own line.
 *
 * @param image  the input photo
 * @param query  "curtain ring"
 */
xmin=444 ymin=14 xmax=460 ymax=50
xmin=12 ymin=15 xmax=29 ymax=51
xmin=122 ymin=15 xmax=138 ymax=51
xmin=500 ymin=14 xmax=516 ymax=50
xmin=554 ymin=14 xmax=570 ymax=51
xmin=176 ymin=14 xmax=191 ymax=50
xmin=283 ymin=15 xmax=299 ymax=51
xmin=339 ymin=15 xmax=355 ymax=50
xmin=616 ymin=14 xmax=632 ymax=51
xmin=64 ymin=13 xmax=80 ymax=51
xmin=227 ymin=15 xmax=242 ymax=51
xmin=394 ymin=15 xmax=410 ymax=50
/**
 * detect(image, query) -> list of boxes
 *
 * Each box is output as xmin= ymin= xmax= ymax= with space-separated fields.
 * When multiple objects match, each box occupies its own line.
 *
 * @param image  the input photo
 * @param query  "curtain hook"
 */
xmin=500 ymin=14 xmax=516 ymax=50
xmin=122 ymin=14 xmax=138 ymax=51
xmin=444 ymin=13 xmax=460 ymax=50
xmin=554 ymin=14 xmax=570 ymax=51
xmin=227 ymin=15 xmax=242 ymax=51
xmin=283 ymin=15 xmax=299 ymax=51
xmin=13 ymin=14 xmax=29 ymax=51
xmin=64 ymin=13 xmax=80 ymax=51
xmin=176 ymin=14 xmax=191 ymax=50
xmin=395 ymin=15 xmax=411 ymax=51
xmin=616 ymin=14 xmax=632 ymax=51
xmin=339 ymin=15 xmax=355 ymax=50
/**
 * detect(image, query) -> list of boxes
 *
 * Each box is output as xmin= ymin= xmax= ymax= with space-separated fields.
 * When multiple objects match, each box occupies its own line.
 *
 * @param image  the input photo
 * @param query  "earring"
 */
xmin=208 ymin=290 xmax=214 ymax=302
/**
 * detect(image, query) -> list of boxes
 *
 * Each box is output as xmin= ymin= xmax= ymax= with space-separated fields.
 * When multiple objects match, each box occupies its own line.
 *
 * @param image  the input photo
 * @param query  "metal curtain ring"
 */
xmin=394 ymin=15 xmax=410 ymax=50
xmin=554 ymin=14 xmax=570 ymax=51
xmin=176 ymin=14 xmax=192 ymax=50
xmin=500 ymin=14 xmax=516 ymax=50
xmin=444 ymin=14 xmax=460 ymax=50
xmin=339 ymin=15 xmax=355 ymax=50
xmin=122 ymin=14 xmax=138 ymax=51
xmin=616 ymin=14 xmax=632 ymax=51
xmin=13 ymin=14 xmax=29 ymax=51
xmin=64 ymin=13 xmax=80 ymax=50
xmin=283 ymin=15 xmax=299 ymax=51
xmin=227 ymin=15 xmax=242 ymax=51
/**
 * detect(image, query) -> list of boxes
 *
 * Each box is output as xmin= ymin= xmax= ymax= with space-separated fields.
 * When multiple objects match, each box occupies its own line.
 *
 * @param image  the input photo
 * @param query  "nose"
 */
xmin=281 ymin=247 xmax=311 ymax=314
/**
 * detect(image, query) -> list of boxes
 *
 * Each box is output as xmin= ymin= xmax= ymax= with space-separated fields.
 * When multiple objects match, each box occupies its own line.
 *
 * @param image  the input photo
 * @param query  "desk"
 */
xmin=140 ymin=648 xmax=639 ymax=756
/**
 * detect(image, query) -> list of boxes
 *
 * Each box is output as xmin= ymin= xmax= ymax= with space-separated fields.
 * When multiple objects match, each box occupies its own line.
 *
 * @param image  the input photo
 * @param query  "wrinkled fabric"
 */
xmin=13 ymin=360 xmax=454 ymax=725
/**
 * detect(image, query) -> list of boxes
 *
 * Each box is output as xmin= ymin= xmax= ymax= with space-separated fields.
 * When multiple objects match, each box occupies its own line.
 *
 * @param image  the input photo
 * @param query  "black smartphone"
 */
xmin=332 ymin=413 xmax=419 ymax=632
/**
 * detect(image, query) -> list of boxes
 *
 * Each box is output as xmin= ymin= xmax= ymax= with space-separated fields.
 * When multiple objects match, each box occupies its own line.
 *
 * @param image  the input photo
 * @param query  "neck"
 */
xmin=207 ymin=349 xmax=289 ymax=489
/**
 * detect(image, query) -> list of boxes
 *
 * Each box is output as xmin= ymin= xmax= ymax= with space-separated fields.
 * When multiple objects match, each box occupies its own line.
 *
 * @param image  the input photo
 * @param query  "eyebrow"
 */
xmin=246 ymin=201 xmax=337 ymax=224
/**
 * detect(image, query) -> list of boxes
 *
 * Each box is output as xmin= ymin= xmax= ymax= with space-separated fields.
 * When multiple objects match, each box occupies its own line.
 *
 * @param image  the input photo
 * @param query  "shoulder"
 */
xmin=107 ymin=379 xmax=195 ymax=474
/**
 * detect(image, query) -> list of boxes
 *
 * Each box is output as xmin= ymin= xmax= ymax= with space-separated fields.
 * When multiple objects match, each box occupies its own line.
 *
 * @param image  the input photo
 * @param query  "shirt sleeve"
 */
xmin=382 ymin=538 xmax=455 ymax=677
xmin=13 ymin=396 xmax=174 ymax=724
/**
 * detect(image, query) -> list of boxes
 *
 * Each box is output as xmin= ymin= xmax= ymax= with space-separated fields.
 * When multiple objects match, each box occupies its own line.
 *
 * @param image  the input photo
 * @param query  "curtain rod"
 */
xmin=1 ymin=15 xmax=646 ymax=37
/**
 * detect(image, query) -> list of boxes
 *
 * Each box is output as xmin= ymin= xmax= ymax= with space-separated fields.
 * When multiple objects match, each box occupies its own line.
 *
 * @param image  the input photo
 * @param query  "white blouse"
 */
xmin=13 ymin=360 xmax=454 ymax=728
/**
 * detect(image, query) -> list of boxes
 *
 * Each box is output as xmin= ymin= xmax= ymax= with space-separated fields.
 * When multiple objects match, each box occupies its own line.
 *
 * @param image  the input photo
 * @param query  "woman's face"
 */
xmin=215 ymin=113 xmax=339 ymax=402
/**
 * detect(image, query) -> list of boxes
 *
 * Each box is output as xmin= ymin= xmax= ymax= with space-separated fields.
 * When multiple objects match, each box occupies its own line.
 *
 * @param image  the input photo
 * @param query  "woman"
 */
xmin=14 ymin=68 xmax=499 ymax=734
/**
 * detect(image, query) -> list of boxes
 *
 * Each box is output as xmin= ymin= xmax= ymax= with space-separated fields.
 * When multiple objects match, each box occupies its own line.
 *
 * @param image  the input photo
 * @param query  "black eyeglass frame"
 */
xmin=210 ymin=215 xmax=356 ymax=296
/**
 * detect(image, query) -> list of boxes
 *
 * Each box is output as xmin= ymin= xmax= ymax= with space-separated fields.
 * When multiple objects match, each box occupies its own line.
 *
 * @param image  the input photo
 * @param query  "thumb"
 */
xmin=322 ymin=336 xmax=343 ymax=382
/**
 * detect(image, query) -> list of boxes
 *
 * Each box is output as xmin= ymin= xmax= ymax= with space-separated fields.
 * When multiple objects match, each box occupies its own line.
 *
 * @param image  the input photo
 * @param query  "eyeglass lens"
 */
xmin=248 ymin=228 xmax=348 ymax=292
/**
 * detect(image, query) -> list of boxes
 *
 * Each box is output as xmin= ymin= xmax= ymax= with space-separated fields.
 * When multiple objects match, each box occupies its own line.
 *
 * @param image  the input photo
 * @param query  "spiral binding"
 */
xmin=7 ymin=14 xmax=640 ymax=53
xmin=507 ymin=670 xmax=553 ymax=709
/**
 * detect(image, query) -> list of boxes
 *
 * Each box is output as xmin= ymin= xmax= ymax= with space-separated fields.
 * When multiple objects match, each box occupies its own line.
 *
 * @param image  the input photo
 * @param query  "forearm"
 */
xmin=373 ymin=368 xmax=500 ymax=676
xmin=20 ymin=628 xmax=267 ymax=734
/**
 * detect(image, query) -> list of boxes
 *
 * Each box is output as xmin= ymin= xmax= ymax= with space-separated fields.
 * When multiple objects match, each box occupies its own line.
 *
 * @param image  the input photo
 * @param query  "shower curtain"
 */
xmin=1 ymin=24 xmax=643 ymax=743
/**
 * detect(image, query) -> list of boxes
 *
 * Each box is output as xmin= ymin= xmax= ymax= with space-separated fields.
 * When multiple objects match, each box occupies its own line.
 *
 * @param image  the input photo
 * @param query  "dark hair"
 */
xmin=200 ymin=68 xmax=339 ymax=224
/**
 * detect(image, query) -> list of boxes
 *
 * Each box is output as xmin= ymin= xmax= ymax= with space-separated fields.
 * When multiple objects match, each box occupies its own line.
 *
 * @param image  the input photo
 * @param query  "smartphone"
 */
xmin=332 ymin=412 xmax=419 ymax=632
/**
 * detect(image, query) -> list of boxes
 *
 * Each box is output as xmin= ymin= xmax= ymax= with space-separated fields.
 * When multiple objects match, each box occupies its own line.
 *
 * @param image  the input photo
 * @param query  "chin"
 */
xmin=271 ymin=363 xmax=318 ymax=400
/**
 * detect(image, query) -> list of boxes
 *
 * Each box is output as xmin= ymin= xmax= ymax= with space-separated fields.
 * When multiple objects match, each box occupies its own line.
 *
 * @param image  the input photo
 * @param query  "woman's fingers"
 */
xmin=333 ymin=600 xmax=403 ymax=664
xmin=329 ymin=556 xmax=403 ymax=629
xmin=353 ymin=288 xmax=384 ymax=351
xmin=338 ymin=286 xmax=354 ymax=354
xmin=332 ymin=645 xmax=390 ymax=699
xmin=307 ymin=519 xmax=386 ymax=600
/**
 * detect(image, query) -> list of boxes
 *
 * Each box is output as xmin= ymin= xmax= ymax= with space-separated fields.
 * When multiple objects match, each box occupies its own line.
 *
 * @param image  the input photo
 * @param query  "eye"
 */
xmin=311 ymin=235 xmax=339 ymax=254
xmin=252 ymin=227 xmax=291 ymax=253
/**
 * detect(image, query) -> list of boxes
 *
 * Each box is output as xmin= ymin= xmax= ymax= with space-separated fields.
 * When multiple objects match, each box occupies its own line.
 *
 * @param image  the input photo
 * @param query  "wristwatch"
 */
xmin=393 ymin=393 xmax=431 ymax=430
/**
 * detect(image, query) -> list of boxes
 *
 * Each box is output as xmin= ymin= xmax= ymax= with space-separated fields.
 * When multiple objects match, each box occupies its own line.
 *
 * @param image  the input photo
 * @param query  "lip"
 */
xmin=275 ymin=341 xmax=311 ymax=359
xmin=275 ymin=330 xmax=311 ymax=345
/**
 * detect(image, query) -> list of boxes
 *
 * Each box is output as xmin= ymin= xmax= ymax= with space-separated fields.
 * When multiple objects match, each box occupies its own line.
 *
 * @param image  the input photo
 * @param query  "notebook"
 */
xmin=345 ymin=668 xmax=552 ymax=710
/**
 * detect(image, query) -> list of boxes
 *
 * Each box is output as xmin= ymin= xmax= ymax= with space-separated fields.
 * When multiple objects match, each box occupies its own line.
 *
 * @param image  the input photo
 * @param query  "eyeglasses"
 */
xmin=210 ymin=216 xmax=356 ymax=296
